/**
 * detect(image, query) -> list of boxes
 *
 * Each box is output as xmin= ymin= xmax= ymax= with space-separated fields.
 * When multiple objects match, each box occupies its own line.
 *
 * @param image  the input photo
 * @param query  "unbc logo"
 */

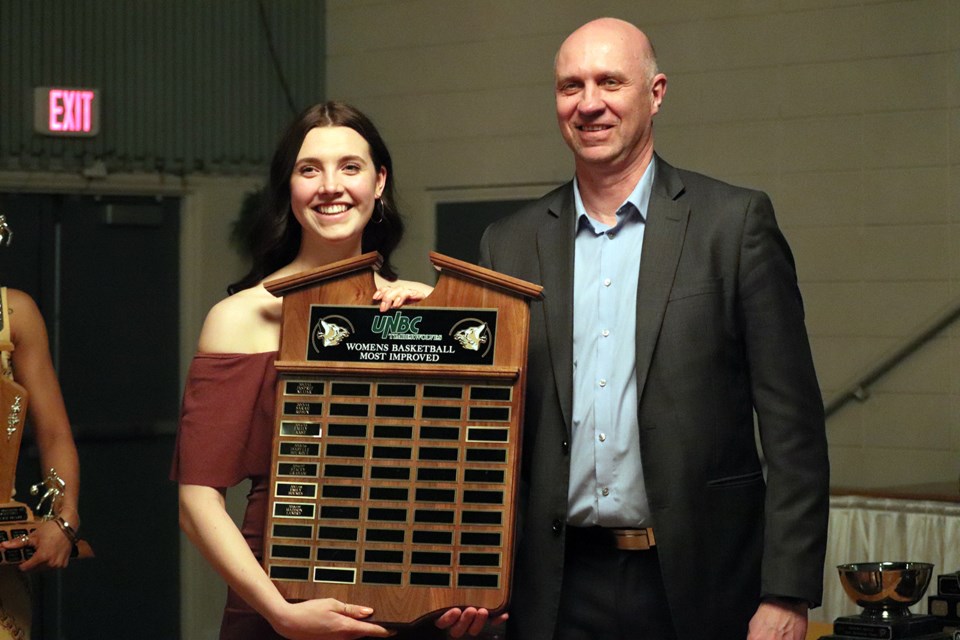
xmin=371 ymin=311 xmax=422 ymax=338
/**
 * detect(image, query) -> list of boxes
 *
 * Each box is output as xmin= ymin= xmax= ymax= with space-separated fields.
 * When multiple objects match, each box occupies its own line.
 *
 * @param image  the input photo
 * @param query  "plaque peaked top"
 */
xmin=262 ymin=252 xmax=541 ymax=626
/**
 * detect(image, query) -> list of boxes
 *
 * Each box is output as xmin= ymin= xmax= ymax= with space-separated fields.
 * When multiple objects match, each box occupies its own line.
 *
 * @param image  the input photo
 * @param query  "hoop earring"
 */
xmin=0 ymin=215 xmax=12 ymax=247
xmin=372 ymin=199 xmax=384 ymax=224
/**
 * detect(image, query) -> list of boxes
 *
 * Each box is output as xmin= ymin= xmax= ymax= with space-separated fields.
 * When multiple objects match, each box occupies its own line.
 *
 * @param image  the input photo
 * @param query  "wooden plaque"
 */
xmin=262 ymin=252 xmax=541 ymax=625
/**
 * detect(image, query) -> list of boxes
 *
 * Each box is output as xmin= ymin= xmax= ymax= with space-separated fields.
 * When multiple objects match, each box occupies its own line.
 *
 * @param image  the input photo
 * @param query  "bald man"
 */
xmin=479 ymin=18 xmax=829 ymax=640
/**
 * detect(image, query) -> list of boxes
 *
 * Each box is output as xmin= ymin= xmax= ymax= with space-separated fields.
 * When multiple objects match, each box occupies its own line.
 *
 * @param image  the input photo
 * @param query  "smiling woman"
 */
xmin=288 ymin=126 xmax=386 ymax=257
xmin=228 ymin=101 xmax=406 ymax=295
xmin=170 ymin=102 xmax=445 ymax=640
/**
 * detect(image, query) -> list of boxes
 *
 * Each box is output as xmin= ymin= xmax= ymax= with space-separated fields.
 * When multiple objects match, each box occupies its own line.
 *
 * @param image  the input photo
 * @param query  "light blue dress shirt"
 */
xmin=568 ymin=163 xmax=654 ymax=528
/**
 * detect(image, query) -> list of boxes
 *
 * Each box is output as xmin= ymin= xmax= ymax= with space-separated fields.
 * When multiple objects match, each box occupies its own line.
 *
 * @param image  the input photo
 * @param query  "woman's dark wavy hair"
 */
xmin=228 ymin=101 xmax=404 ymax=294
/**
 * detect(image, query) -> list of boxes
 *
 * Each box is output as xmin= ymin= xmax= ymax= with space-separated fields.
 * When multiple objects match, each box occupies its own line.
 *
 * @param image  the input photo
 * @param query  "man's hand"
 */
xmin=435 ymin=607 xmax=508 ymax=638
xmin=747 ymin=599 xmax=808 ymax=640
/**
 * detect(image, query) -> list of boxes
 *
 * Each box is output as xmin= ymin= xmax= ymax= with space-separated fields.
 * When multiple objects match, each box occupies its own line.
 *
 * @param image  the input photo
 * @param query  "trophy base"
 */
xmin=0 ymin=501 xmax=36 ymax=565
xmin=937 ymin=572 xmax=960 ymax=597
xmin=0 ymin=502 xmax=93 ymax=565
xmin=820 ymin=634 xmax=951 ymax=640
xmin=929 ymin=594 xmax=960 ymax=623
xmin=820 ymin=613 xmax=950 ymax=640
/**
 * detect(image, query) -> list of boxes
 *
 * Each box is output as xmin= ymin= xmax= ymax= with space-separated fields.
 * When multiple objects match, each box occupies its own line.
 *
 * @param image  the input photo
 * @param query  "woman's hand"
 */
xmin=181 ymin=485 xmax=393 ymax=640
xmin=373 ymin=279 xmax=433 ymax=311
xmin=267 ymin=597 xmax=394 ymax=640
xmin=0 ymin=518 xmax=74 ymax=571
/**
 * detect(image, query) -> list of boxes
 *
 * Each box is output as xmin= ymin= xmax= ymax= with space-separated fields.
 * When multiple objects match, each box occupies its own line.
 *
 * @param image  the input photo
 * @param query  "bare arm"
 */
xmin=181 ymin=296 xmax=391 ymax=639
xmin=179 ymin=485 xmax=390 ymax=639
xmin=0 ymin=290 xmax=81 ymax=570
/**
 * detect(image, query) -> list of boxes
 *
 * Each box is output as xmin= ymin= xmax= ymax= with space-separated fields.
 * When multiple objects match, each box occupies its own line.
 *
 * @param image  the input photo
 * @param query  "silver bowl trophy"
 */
xmin=819 ymin=562 xmax=951 ymax=639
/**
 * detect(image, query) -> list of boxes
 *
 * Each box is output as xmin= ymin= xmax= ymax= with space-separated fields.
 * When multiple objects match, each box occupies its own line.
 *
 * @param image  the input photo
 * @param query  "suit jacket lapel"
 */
xmin=635 ymin=157 xmax=689 ymax=402
xmin=536 ymin=184 xmax=576 ymax=436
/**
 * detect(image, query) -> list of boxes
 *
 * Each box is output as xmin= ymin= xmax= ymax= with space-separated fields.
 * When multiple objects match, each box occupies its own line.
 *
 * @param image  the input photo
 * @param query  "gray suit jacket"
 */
xmin=479 ymin=156 xmax=829 ymax=640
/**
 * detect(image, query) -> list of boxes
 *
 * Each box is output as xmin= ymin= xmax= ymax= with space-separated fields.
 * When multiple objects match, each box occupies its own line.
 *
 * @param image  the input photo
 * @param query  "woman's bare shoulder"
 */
xmin=5 ymin=288 xmax=39 ymax=315
xmin=198 ymin=286 xmax=281 ymax=354
xmin=5 ymin=289 xmax=45 ymax=344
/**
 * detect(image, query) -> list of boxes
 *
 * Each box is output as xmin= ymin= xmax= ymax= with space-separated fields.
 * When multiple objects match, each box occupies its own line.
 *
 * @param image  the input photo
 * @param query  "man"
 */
xmin=478 ymin=17 xmax=829 ymax=640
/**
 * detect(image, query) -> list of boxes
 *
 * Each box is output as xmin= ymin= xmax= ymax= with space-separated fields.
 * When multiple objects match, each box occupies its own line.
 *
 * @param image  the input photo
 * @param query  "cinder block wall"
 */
xmin=326 ymin=0 xmax=960 ymax=488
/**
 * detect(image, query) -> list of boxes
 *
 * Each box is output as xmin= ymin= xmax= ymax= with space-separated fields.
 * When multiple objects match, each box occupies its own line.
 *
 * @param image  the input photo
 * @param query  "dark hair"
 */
xmin=228 ymin=101 xmax=404 ymax=294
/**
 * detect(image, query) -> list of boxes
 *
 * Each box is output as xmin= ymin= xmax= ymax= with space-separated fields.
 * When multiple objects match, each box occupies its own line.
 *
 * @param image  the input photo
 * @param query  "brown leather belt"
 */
xmin=567 ymin=526 xmax=656 ymax=551
xmin=611 ymin=527 xmax=656 ymax=550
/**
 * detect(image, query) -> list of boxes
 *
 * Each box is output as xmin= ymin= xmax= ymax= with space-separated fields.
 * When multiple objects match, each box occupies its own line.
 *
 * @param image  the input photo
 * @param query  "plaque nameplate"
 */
xmin=307 ymin=306 xmax=498 ymax=365
xmin=273 ymin=502 xmax=316 ymax=519
xmin=0 ymin=505 xmax=29 ymax=523
xmin=279 ymin=442 xmax=320 ymax=457
xmin=275 ymin=483 xmax=318 ymax=499
xmin=279 ymin=422 xmax=322 ymax=437
xmin=277 ymin=462 xmax=318 ymax=477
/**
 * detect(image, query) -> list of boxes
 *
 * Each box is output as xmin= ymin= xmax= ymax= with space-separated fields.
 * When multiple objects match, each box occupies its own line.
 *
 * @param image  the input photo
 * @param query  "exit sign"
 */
xmin=33 ymin=87 xmax=100 ymax=137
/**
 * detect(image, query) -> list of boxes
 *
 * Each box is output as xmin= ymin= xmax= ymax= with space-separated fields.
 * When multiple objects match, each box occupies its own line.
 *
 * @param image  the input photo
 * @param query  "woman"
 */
xmin=0 ymin=245 xmax=83 ymax=639
xmin=173 ymin=102 xmax=497 ymax=640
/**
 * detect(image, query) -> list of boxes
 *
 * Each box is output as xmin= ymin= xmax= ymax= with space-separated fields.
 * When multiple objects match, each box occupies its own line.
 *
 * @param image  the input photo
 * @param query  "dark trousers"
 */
xmin=554 ymin=527 xmax=677 ymax=640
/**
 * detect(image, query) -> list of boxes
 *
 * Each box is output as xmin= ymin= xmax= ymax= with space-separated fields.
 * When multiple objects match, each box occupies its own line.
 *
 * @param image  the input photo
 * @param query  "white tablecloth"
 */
xmin=810 ymin=494 xmax=960 ymax=622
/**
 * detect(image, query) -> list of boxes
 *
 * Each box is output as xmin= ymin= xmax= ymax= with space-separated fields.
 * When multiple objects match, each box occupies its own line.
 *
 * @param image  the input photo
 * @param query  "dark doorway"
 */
xmin=435 ymin=199 xmax=533 ymax=265
xmin=0 ymin=193 xmax=180 ymax=639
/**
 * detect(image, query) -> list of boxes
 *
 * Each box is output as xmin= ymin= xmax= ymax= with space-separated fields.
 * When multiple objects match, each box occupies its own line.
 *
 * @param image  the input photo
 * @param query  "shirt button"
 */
xmin=598 ymin=433 xmax=606 ymax=442
xmin=599 ymin=379 xmax=607 ymax=387
xmin=607 ymin=232 xmax=616 ymax=239
xmin=601 ymin=488 xmax=610 ymax=497
xmin=601 ymin=329 xmax=610 ymax=338
xmin=552 ymin=519 xmax=563 ymax=534
xmin=603 ymin=278 xmax=612 ymax=287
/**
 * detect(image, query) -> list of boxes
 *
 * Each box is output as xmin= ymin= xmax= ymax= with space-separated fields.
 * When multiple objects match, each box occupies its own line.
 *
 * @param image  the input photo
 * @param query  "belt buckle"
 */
xmin=611 ymin=527 xmax=655 ymax=551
